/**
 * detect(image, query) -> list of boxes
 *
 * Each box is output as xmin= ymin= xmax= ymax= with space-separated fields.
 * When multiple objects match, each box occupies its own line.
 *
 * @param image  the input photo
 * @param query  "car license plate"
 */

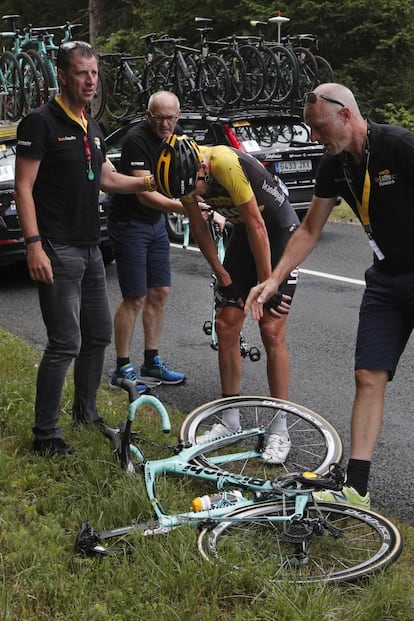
xmin=277 ymin=160 xmax=312 ymax=173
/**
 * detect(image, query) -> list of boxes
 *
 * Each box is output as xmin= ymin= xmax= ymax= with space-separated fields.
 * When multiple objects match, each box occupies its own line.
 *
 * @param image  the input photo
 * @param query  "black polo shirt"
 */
xmin=16 ymin=99 xmax=106 ymax=244
xmin=315 ymin=121 xmax=414 ymax=274
xmin=109 ymin=120 xmax=163 ymax=224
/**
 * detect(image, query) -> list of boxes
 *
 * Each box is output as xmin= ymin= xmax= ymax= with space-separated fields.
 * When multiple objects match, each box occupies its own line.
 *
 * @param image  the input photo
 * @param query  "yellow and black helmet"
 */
xmin=154 ymin=133 xmax=203 ymax=198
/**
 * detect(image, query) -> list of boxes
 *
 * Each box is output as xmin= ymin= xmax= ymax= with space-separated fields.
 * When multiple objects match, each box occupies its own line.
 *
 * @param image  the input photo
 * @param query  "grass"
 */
xmin=1 ymin=328 xmax=414 ymax=620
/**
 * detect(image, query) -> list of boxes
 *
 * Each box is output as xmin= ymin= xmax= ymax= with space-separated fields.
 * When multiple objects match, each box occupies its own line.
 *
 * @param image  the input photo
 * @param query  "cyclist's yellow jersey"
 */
xmin=201 ymin=145 xmax=295 ymax=228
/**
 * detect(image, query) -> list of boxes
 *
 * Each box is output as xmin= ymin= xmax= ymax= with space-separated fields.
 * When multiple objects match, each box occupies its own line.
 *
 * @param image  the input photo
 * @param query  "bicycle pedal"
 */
xmin=299 ymin=467 xmax=344 ymax=491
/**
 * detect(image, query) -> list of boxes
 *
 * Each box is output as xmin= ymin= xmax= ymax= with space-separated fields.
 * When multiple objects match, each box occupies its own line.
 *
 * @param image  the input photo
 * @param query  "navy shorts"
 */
xmin=355 ymin=265 xmax=414 ymax=379
xmin=107 ymin=217 xmax=171 ymax=298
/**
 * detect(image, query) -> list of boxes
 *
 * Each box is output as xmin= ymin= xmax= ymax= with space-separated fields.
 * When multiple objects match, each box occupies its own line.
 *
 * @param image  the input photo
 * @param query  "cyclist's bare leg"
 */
xmin=142 ymin=286 xmax=169 ymax=350
xmin=259 ymin=312 xmax=290 ymax=399
xmin=350 ymin=368 xmax=388 ymax=461
xmin=215 ymin=305 xmax=245 ymax=395
xmin=113 ymin=296 xmax=145 ymax=357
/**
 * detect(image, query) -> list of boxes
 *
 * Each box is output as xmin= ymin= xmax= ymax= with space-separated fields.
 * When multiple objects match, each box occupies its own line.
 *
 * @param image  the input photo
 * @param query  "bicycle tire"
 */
xmin=197 ymin=54 xmax=230 ymax=114
xmin=239 ymin=44 xmax=266 ymax=104
xmin=89 ymin=70 xmax=106 ymax=122
xmin=219 ymin=47 xmax=246 ymax=107
xmin=142 ymin=53 xmax=170 ymax=96
xmin=16 ymin=51 xmax=41 ymax=112
xmin=103 ymin=62 xmax=138 ymax=121
xmin=179 ymin=396 xmax=342 ymax=477
xmin=258 ymin=46 xmax=281 ymax=104
xmin=294 ymin=46 xmax=318 ymax=98
xmin=26 ymin=50 xmax=52 ymax=104
xmin=0 ymin=50 xmax=24 ymax=121
xmin=148 ymin=54 xmax=174 ymax=94
xmin=270 ymin=45 xmax=298 ymax=104
xmin=175 ymin=52 xmax=198 ymax=108
xmin=197 ymin=500 xmax=403 ymax=584
xmin=314 ymin=55 xmax=335 ymax=85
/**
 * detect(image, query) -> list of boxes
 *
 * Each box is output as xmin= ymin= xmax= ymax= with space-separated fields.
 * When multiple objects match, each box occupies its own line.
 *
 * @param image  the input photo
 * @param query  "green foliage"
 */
xmin=0 ymin=0 xmax=413 ymax=120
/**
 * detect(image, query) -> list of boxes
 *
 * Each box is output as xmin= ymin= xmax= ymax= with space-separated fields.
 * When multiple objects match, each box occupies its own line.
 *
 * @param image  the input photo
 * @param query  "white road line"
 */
xmin=171 ymin=244 xmax=366 ymax=287
xmin=299 ymin=268 xmax=365 ymax=286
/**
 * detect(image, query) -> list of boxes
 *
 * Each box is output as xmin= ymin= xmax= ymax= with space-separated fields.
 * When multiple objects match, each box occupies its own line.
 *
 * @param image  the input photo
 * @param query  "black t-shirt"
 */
xmin=109 ymin=120 xmax=164 ymax=224
xmin=16 ymin=100 xmax=106 ymax=244
xmin=315 ymin=121 xmax=414 ymax=274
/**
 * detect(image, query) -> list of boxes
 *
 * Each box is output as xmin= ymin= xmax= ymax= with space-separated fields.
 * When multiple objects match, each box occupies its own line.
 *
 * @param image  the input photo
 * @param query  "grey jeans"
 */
xmin=34 ymin=242 xmax=112 ymax=440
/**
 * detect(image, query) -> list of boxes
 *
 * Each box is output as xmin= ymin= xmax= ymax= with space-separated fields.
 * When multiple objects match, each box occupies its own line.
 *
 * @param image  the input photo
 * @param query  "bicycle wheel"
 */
xmin=294 ymin=46 xmax=318 ymax=98
xmin=179 ymin=396 xmax=342 ymax=477
xmin=16 ymin=51 xmax=41 ymax=112
xmin=26 ymin=50 xmax=52 ymax=104
xmin=104 ymin=64 xmax=136 ymax=121
xmin=90 ymin=70 xmax=106 ymax=121
xmin=0 ymin=50 xmax=24 ymax=121
xmin=270 ymin=45 xmax=298 ymax=104
xmin=197 ymin=501 xmax=403 ymax=584
xmin=197 ymin=54 xmax=230 ymax=114
xmin=314 ymin=55 xmax=335 ymax=85
xmin=219 ymin=47 xmax=246 ymax=107
xmin=259 ymin=46 xmax=281 ymax=104
xmin=239 ymin=44 xmax=266 ymax=104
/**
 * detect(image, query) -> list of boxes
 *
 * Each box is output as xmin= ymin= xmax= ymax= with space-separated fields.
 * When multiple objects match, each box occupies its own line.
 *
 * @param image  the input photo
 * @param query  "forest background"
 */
xmin=0 ymin=0 xmax=413 ymax=127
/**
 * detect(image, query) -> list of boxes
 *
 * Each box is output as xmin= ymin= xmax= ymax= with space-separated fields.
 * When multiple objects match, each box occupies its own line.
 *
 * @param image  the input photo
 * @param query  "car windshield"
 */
xmin=232 ymin=121 xmax=311 ymax=152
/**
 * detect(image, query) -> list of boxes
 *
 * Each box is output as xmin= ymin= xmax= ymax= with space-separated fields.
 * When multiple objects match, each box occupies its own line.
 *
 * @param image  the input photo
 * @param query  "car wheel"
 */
xmin=165 ymin=212 xmax=185 ymax=244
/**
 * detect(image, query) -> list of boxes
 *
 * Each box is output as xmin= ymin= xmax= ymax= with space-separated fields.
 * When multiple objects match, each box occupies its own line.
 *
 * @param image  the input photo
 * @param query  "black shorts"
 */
xmin=107 ymin=217 xmax=170 ymax=298
xmin=355 ymin=265 xmax=414 ymax=379
xmin=222 ymin=223 xmax=299 ymax=302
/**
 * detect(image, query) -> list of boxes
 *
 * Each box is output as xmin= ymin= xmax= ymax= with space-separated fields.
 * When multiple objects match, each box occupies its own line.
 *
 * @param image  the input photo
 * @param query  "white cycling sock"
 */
xmin=222 ymin=408 xmax=241 ymax=431
xmin=269 ymin=410 xmax=289 ymax=436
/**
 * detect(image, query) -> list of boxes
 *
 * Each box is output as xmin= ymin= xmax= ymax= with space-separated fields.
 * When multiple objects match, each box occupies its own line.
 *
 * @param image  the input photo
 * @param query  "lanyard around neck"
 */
xmin=342 ymin=127 xmax=384 ymax=260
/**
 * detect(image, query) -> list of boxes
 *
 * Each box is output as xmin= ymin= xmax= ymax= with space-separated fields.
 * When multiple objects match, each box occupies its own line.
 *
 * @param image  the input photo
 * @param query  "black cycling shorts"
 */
xmin=355 ymin=265 xmax=414 ymax=380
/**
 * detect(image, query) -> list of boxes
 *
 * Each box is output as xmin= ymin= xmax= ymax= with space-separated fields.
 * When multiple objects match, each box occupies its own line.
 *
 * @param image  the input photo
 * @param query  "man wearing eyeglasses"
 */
xmin=107 ymin=91 xmax=186 ymax=390
xmin=245 ymin=82 xmax=414 ymax=508
xmin=14 ymin=42 xmax=161 ymax=457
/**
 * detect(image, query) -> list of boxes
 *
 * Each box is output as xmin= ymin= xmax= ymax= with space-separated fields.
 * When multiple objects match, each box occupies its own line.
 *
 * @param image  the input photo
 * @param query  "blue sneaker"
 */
xmin=140 ymin=355 xmax=186 ymax=385
xmin=109 ymin=363 xmax=150 ymax=393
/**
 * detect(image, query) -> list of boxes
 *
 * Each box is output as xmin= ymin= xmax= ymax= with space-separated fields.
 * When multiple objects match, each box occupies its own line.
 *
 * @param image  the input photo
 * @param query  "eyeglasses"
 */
xmin=148 ymin=112 xmax=179 ymax=124
xmin=304 ymin=92 xmax=345 ymax=108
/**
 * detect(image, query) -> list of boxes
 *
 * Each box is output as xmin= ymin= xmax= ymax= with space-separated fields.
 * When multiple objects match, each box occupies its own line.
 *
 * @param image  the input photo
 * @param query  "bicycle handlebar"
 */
xmin=128 ymin=394 xmax=171 ymax=434
xmin=118 ymin=379 xmax=170 ymax=433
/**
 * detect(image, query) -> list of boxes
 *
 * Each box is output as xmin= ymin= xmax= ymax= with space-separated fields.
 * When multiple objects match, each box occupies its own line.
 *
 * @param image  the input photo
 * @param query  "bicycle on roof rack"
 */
xmin=75 ymin=379 xmax=402 ymax=584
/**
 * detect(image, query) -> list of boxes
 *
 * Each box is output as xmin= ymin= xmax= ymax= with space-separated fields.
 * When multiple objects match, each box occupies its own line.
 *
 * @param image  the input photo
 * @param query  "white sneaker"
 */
xmin=196 ymin=423 xmax=240 ymax=445
xmin=262 ymin=433 xmax=291 ymax=464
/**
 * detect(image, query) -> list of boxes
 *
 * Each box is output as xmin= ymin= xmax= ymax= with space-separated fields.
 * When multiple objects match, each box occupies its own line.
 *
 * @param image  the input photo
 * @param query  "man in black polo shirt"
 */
xmin=15 ymin=41 xmax=158 ymax=457
xmin=246 ymin=83 xmax=414 ymax=508
xmin=108 ymin=91 xmax=186 ymax=390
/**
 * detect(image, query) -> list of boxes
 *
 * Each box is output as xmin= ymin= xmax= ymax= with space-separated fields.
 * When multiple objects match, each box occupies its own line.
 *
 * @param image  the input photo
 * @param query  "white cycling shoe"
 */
xmin=196 ymin=423 xmax=240 ymax=445
xmin=262 ymin=433 xmax=291 ymax=464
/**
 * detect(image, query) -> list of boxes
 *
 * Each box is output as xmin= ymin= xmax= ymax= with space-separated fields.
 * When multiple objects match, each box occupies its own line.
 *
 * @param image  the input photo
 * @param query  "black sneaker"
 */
xmin=32 ymin=437 xmax=75 ymax=457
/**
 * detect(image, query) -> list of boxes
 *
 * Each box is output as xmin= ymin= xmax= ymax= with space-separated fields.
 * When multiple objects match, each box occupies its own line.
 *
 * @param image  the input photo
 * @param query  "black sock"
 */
xmin=144 ymin=349 xmax=158 ymax=366
xmin=346 ymin=459 xmax=371 ymax=496
xmin=117 ymin=357 xmax=130 ymax=370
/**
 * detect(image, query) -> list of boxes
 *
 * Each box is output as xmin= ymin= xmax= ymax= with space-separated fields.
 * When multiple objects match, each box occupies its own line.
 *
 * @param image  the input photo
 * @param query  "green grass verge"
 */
xmin=0 ymin=329 xmax=413 ymax=620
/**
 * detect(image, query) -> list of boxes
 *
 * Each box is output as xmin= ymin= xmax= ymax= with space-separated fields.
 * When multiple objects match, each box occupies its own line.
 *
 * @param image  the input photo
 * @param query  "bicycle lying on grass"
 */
xmin=76 ymin=380 xmax=402 ymax=584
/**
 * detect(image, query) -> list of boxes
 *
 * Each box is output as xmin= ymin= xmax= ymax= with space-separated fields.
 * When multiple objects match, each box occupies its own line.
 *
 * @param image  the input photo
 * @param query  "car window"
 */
xmin=178 ymin=120 xmax=216 ymax=145
xmin=0 ymin=142 xmax=16 ymax=185
xmin=232 ymin=121 xmax=312 ymax=152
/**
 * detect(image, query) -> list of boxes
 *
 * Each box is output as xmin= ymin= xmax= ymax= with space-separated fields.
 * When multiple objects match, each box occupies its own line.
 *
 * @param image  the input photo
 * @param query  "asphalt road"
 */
xmin=1 ymin=221 xmax=413 ymax=523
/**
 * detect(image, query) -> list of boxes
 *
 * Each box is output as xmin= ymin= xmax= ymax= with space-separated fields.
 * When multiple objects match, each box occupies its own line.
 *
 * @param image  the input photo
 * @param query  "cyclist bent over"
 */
xmin=156 ymin=135 xmax=299 ymax=463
